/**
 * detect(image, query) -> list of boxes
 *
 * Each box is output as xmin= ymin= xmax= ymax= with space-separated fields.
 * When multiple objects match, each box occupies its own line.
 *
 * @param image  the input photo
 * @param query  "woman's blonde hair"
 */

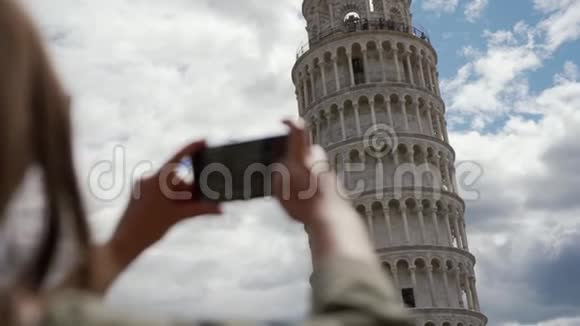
xmin=0 ymin=0 xmax=90 ymax=293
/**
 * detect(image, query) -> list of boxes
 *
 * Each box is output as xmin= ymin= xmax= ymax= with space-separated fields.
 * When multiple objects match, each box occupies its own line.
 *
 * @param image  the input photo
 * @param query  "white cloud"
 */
xmin=538 ymin=317 xmax=580 ymax=326
xmin=442 ymin=23 xmax=542 ymax=128
xmin=420 ymin=0 xmax=488 ymax=22
xmin=464 ymin=0 xmax=489 ymax=22
xmin=504 ymin=316 xmax=580 ymax=326
xmin=421 ymin=0 xmax=460 ymax=14
xmin=441 ymin=0 xmax=580 ymax=129
xmin=554 ymin=61 xmax=579 ymax=84
xmin=535 ymin=0 xmax=580 ymax=50
xmin=458 ymin=45 xmax=481 ymax=58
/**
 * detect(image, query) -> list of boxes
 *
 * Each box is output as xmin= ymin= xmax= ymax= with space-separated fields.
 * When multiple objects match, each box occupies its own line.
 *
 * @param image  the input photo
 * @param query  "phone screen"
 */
xmin=192 ymin=135 xmax=288 ymax=202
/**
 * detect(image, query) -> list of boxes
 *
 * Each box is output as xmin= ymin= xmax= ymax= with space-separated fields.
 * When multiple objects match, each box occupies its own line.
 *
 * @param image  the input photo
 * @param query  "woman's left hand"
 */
xmin=91 ymin=141 xmax=222 ymax=293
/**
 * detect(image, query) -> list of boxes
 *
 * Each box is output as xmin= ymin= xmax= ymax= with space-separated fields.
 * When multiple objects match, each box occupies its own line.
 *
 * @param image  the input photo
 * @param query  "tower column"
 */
xmin=328 ymin=3 xmax=334 ymax=26
xmin=427 ymin=110 xmax=435 ymax=137
xmin=392 ymin=266 xmax=400 ymax=289
xmin=393 ymin=51 xmax=402 ymax=82
xmin=383 ymin=208 xmax=393 ymax=245
xmin=442 ymin=269 xmax=452 ymax=307
xmin=448 ymin=163 xmax=457 ymax=193
xmin=363 ymin=49 xmax=371 ymax=84
xmin=461 ymin=219 xmax=470 ymax=250
xmin=320 ymin=63 xmax=328 ymax=96
xmin=402 ymin=103 xmax=410 ymax=131
xmin=406 ymin=54 xmax=415 ymax=85
xmin=347 ymin=52 xmax=355 ymax=86
xmin=415 ymin=101 xmax=424 ymax=133
xmin=314 ymin=119 xmax=321 ymax=145
xmin=354 ymin=103 xmax=362 ymax=136
xmin=322 ymin=111 xmax=330 ymax=145
xmin=442 ymin=156 xmax=451 ymax=191
xmin=296 ymin=88 xmax=304 ymax=114
xmin=332 ymin=56 xmax=341 ymax=91
xmin=338 ymin=106 xmax=347 ymax=141
xmin=375 ymin=158 xmax=384 ymax=197
xmin=382 ymin=0 xmax=388 ymax=19
xmin=417 ymin=206 xmax=426 ymax=244
xmin=465 ymin=274 xmax=475 ymax=310
xmin=409 ymin=266 xmax=418 ymax=291
xmin=470 ymin=276 xmax=481 ymax=311
xmin=419 ymin=147 xmax=428 ymax=166
xmin=439 ymin=156 xmax=446 ymax=189
xmin=386 ymin=98 xmax=394 ymax=127
xmin=364 ymin=0 xmax=370 ymax=17
xmin=444 ymin=210 xmax=453 ymax=247
xmin=401 ymin=202 xmax=411 ymax=243
xmin=453 ymin=213 xmax=463 ymax=249
xmin=431 ymin=207 xmax=441 ymax=245
xmin=433 ymin=68 xmax=441 ymax=96
xmin=456 ymin=269 xmax=465 ymax=308
xmin=428 ymin=63 xmax=436 ymax=92
xmin=370 ymin=100 xmax=377 ymax=126
xmin=379 ymin=48 xmax=387 ymax=82
xmin=440 ymin=115 xmax=450 ymax=143
xmin=435 ymin=113 xmax=444 ymax=141
xmin=448 ymin=162 xmax=454 ymax=192
xmin=427 ymin=266 xmax=437 ymax=307
xmin=418 ymin=57 xmax=426 ymax=88
xmin=366 ymin=207 xmax=374 ymax=243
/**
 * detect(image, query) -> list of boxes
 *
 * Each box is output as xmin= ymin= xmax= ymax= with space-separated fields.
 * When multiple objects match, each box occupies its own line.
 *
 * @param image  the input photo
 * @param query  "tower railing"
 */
xmin=296 ymin=19 xmax=431 ymax=59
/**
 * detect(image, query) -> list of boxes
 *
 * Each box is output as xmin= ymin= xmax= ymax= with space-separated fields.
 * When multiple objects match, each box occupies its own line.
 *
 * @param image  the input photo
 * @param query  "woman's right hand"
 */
xmin=274 ymin=120 xmax=375 ymax=266
xmin=273 ymin=120 xmax=349 ymax=226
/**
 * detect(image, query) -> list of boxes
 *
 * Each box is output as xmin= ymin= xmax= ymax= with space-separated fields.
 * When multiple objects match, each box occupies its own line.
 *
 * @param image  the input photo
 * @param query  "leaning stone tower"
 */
xmin=292 ymin=1 xmax=487 ymax=325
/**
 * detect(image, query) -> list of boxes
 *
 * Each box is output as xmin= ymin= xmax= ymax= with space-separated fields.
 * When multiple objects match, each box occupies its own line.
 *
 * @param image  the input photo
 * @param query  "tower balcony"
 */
xmin=299 ymin=83 xmax=449 ymax=146
xmin=293 ymin=32 xmax=442 ymax=117
xmin=297 ymin=19 xmax=431 ymax=59
xmin=376 ymin=245 xmax=475 ymax=267
xmin=352 ymin=191 xmax=470 ymax=254
xmin=409 ymin=308 xmax=488 ymax=326
xmin=377 ymin=248 xmax=484 ymax=319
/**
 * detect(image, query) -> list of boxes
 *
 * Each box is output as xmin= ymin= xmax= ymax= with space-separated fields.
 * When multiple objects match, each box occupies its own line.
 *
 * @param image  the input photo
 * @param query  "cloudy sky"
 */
xmin=19 ymin=0 xmax=580 ymax=325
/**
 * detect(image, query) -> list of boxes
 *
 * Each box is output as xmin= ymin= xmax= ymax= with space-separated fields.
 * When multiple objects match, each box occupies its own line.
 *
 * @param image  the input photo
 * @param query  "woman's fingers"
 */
xmin=283 ymin=119 xmax=309 ymax=162
xmin=163 ymin=140 xmax=206 ymax=168
xmin=156 ymin=140 xmax=205 ymax=193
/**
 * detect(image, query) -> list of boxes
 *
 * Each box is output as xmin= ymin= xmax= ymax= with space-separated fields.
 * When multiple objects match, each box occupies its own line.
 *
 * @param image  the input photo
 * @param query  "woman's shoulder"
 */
xmin=44 ymin=290 xmax=170 ymax=326
xmin=43 ymin=291 xmax=306 ymax=326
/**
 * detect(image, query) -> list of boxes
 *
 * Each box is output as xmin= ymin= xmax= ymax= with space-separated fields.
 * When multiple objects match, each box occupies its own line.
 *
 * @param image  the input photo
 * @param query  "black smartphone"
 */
xmin=192 ymin=135 xmax=288 ymax=202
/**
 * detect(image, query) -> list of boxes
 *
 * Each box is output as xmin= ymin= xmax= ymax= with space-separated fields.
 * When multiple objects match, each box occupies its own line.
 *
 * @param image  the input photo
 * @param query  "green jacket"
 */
xmin=45 ymin=257 xmax=412 ymax=326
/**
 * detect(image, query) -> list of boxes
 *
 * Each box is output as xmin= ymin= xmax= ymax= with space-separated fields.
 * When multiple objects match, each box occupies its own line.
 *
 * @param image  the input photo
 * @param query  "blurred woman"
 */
xmin=0 ymin=1 xmax=410 ymax=325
